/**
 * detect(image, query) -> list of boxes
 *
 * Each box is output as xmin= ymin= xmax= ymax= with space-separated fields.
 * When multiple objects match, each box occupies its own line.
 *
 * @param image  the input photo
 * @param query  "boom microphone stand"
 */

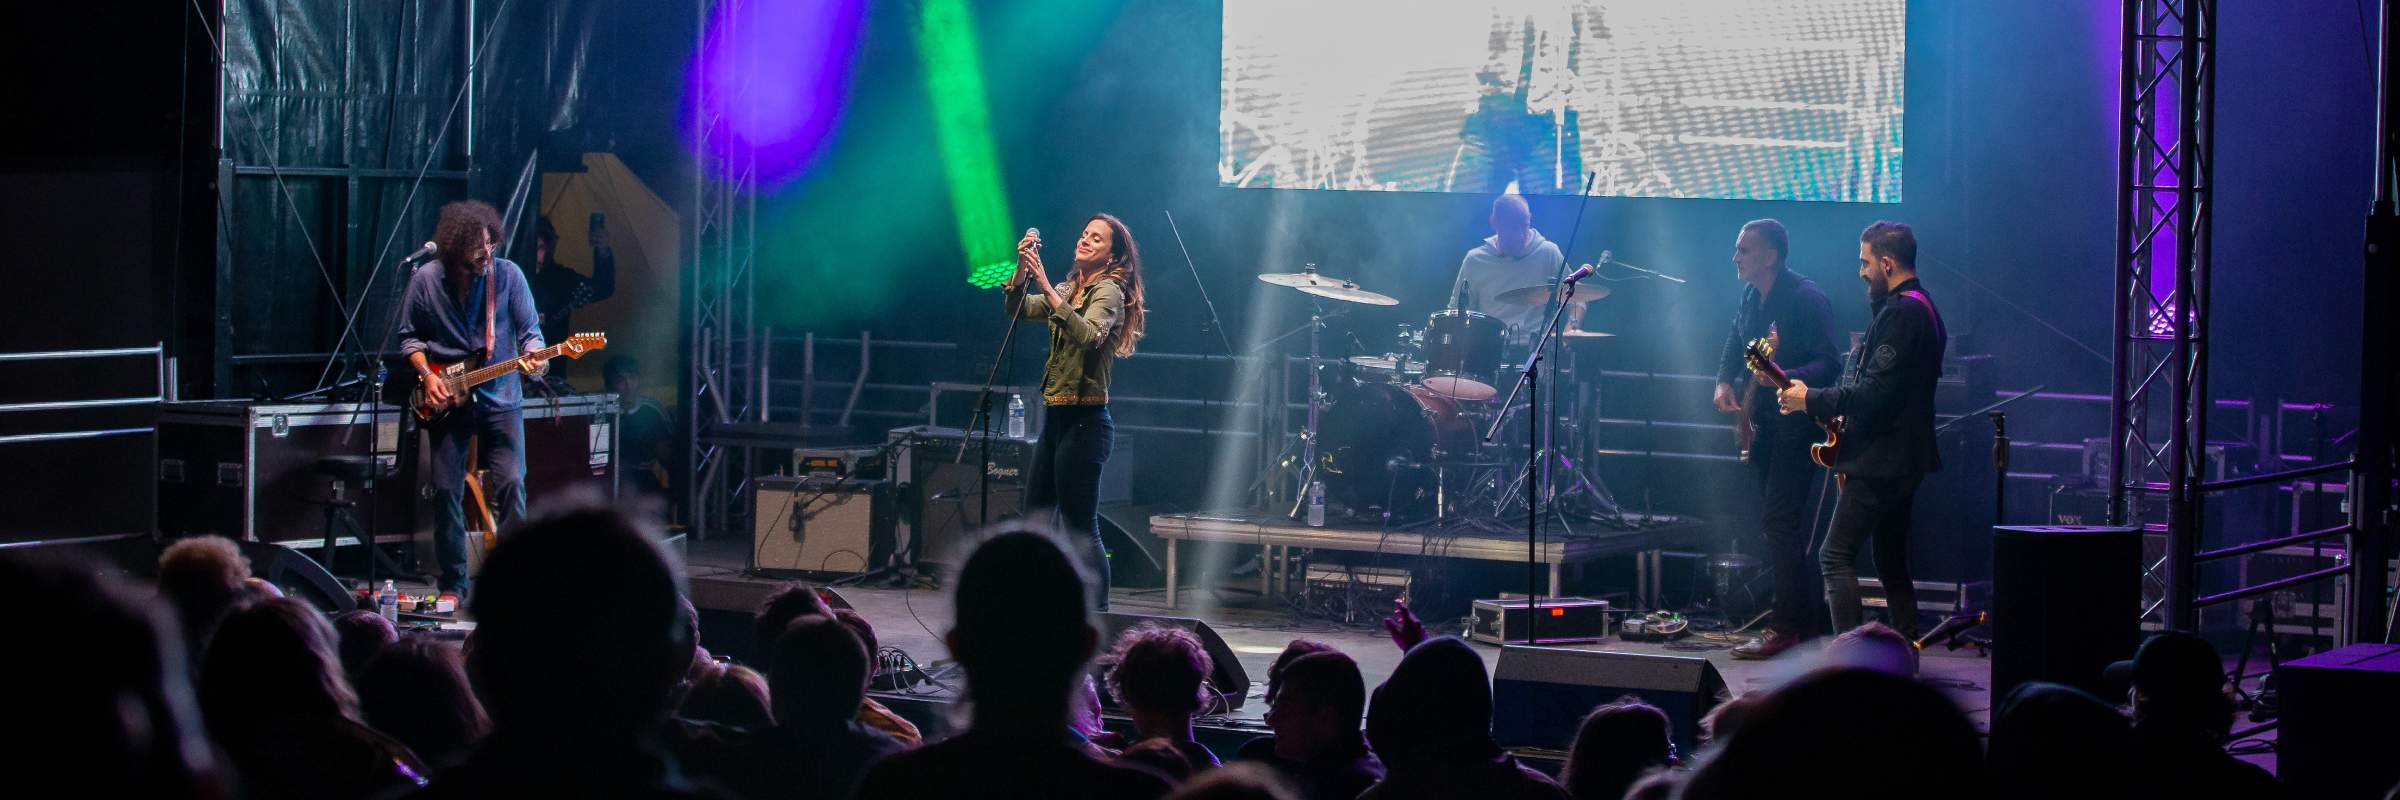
xmin=960 ymin=232 xmax=1041 ymax=561
xmin=1485 ymin=269 xmax=1590 ymax=646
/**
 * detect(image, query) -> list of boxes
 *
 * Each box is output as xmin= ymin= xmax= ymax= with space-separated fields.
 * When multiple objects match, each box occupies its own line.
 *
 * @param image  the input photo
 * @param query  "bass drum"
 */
xmin=1315 ymin=382 xmax=1477 ymax=522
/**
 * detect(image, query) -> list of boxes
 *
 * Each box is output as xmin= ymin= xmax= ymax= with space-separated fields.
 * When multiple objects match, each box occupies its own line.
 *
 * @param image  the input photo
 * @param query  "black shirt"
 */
xmin=856 ymin=728 xmax=1172 ymax=800
xmin=528 ymin=251 xmax=616 ymax=352
xmin=1804 ymin=277 xmax=1947 ymax=477
xmin=1714 ymin=266 xmax=1841 ymax=429
xmin=1233 ymin=735 xmax=1386 ymax=800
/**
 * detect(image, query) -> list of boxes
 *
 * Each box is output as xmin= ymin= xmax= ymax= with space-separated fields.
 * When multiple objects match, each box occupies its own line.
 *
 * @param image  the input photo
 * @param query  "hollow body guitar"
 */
xmin=410 ymin=333 xmax=608 ymax=427
xmin=1741 ymin=337 xmax=1843 ymax=468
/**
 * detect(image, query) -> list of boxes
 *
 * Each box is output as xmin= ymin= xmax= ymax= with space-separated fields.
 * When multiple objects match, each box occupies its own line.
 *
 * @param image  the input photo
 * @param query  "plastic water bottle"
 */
xmin=1307 ymin=481 xmax=1326 ymax=527
xmin=378 ymin=580 xmax=399 ymax=623
xmin=1007 ymin=394 xmax=1027 ymax=439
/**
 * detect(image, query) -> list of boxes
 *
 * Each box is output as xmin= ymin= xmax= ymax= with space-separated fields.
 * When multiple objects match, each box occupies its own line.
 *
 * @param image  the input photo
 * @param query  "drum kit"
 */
xmin=1256 ymin=264 xmax=1624 ymax=529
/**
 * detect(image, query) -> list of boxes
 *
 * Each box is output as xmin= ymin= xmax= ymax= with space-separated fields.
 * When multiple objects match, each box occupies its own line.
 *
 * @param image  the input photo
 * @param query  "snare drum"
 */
xmin=1420 ymin=309 xmax=1506 ymax=400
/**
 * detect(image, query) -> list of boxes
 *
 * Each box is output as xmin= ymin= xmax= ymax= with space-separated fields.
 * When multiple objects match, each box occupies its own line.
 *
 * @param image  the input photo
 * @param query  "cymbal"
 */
xmin=1300 ymin=284 xmax=1400 ymax=305
xmin=1560 ymin=329 xmax=1617 ymax=338
xmin=1492 ymin=282 xmax=1608 ymax=306
xmin=1257 ymin=270 xmax=1398 ymax=305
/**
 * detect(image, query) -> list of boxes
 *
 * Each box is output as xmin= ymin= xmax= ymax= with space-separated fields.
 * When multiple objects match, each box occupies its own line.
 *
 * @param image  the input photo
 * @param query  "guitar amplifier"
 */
xmin=792 ymin=446 xmax=889 ymax=480
xmin=888 ymin=426 xmax=1032 ymax=571
xmin=752 ymin=476 xmax=896 ymax=578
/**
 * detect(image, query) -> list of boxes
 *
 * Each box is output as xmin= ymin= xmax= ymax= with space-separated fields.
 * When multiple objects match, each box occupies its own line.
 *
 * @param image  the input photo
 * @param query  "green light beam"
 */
xmin=915 ymin=0 xmax=1017 ymax=287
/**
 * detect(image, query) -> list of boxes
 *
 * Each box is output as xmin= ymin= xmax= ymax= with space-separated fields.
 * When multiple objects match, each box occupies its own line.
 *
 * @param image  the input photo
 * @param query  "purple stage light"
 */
xmin=691 ymin=0 xmax=869 ymax=181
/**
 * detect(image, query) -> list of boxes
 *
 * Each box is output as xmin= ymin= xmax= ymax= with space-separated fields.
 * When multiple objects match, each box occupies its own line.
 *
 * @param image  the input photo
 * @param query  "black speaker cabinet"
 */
xmin=888 ymin=426 xmax=1031 ymax=569
xmin=1492 ymin=645 xmax=1725 ymax=754
xmin=751 ymin=476 xmax=896 ymax=578
xmin=1991 ymin=525 xmax=2140 ymax=699
xmin=1093 ymin=612 xmax=1251 ymax=711
xmin=2279 ymin=643 xmax=2400 ymax=800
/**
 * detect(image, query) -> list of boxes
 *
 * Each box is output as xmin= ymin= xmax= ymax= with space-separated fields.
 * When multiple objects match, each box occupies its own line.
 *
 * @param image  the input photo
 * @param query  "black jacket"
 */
xmin=1715 ymin=266 xmax=1841 ymax=429
xmin=1804 ymin=277 xmax=1946 ymax=477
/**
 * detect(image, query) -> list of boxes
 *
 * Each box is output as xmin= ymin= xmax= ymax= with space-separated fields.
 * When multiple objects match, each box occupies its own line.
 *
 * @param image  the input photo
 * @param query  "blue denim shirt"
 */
xmin=397 ymin=258 xmax=542 ymax=412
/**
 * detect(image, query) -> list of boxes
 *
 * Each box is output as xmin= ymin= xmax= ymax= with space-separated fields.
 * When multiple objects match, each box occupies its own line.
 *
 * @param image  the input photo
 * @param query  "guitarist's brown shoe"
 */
xmin=1732 ymin=630 xmax=1807 ymax=660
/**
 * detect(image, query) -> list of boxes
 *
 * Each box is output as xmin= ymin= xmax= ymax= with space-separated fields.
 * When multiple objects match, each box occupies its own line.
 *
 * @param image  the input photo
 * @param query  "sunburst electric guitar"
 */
xmin=410 ymin=332 xmax=608 ymax=426
xmin=1742 ymin=337 xmax=1844 ymax=468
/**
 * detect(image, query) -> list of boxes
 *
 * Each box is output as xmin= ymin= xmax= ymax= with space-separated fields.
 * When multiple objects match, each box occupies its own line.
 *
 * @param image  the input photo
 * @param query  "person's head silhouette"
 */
xmin=770 ymin=616 xmax=871 ymax=729
xmin=946 ymin=528 xmax=1098 ymax=727
xmin=467 ymin=503 xmax=692 ymax=734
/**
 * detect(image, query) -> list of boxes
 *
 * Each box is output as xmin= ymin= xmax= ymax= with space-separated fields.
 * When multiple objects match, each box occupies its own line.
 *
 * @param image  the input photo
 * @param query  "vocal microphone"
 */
xmin=400 ymin=241 xmax=438 ymax=265
xmin=1598 ymin=249 xmax=1613 ymax=264
xmin=1561 ymin=263 xmax=1596 ymax=285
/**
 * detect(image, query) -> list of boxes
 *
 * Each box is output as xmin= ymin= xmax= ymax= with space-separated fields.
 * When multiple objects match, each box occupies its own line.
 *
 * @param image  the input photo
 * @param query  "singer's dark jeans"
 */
xmin=1025 ymin=404 xmax=1113 ymax=610
xmin=1748 ymin=417 xmax=1825 ymax=637
xmin=1821 ymin=472 xmax=1925 ymax=640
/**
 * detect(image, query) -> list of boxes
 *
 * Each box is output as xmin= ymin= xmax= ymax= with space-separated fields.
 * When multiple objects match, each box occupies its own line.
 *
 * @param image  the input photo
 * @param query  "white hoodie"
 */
xmin=1449 ymin=228 xmax=1567 ymax=338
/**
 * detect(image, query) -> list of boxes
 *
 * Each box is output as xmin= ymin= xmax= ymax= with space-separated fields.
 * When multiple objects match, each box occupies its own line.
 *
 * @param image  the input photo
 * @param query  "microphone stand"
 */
xmin=960 ymin=259 xmax=1035 ymax=569
xmin=1485 ymin=276 xmax=1586 ymax=646
xmin=1599 ymin=253 xmax=1686 ymax=283
xmin=1165 ymin=211 xmax=1235 ymax=359
xmin=1166 ymin=210 xmax=1237 ymax=495
xmin=960 ymin=293 xmax=1027 ymax=547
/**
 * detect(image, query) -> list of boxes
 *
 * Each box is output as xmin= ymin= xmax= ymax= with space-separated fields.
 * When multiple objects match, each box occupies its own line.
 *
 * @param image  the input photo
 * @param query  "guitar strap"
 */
xmin=484 ymin=273 xmax=498 ymax=359
xmin=1901 ymin=290 xmax=1945 ymax=341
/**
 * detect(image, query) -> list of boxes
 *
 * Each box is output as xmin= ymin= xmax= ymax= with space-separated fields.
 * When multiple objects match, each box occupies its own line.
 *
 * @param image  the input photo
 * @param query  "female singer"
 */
xmin=1004 ymin=214 xmax=1147 ymax=610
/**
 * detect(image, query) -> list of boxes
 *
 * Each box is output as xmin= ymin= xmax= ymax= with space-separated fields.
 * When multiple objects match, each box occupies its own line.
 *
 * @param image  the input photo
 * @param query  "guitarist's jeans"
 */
xmin=1820 ymin=472 xmax=1925 ymax=640
xmin=1748 ymin=420 xmax=1825 ymax=637
xmin=429 ymin=407 xmax=528 ymax=594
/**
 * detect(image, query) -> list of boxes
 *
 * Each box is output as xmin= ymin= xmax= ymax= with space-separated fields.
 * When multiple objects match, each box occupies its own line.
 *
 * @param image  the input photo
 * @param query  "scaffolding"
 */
xmin=687 ymin=0 xmax=762 ymax=543
xmin=2112 ymin=0 xmax=2390 ymax=643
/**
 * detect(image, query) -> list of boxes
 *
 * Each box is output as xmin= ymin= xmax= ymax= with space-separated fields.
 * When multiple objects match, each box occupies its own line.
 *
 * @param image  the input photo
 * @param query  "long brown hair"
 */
xmin=1068 ymin=213 xmax=1146 ymax=357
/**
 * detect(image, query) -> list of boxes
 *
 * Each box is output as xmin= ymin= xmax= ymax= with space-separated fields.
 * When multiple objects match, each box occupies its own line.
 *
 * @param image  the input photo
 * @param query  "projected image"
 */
xmin=1219 ymin=0 xmax=1904 ymax=202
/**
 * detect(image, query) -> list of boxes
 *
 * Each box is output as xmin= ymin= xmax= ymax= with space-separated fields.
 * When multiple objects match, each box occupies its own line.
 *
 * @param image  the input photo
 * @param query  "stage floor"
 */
xmin=683 ymin=535 xmax=2001 ymax=730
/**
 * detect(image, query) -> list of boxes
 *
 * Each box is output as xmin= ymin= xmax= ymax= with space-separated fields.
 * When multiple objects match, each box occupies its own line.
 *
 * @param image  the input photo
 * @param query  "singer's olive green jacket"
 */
xmin=1003 ymin=275 xmax=1125 ymax=405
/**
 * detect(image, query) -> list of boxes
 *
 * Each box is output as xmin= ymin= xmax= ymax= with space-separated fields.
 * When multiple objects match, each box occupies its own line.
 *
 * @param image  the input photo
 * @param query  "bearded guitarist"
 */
xmin=398 ymin=200 xmax=547 ymax=597
xmin=1711 ymin=219 xmax=1839 ymax=659
xmin=1778 ymin=221 xmax=1947 ymax=641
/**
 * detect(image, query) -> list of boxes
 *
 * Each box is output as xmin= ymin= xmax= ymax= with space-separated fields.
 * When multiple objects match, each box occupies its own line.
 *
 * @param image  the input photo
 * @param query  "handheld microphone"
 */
xmin=1562 ymin=263 xmax=1596 ymax=285
xmin=401 ymin=241 xmax=438 ymax=265
xmin=1598 ymin=249 xmax=1613 ymax=264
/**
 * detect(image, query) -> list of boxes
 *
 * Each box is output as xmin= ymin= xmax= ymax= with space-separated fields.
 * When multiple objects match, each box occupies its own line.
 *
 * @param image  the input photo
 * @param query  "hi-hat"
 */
xmin=1493 ymin=282 xmax=1609 ymax=307
xmin=1560 ymin=329 xmax=1617 ymax=338
xmin=1258 ymin=269 xmax=1399 ymax=306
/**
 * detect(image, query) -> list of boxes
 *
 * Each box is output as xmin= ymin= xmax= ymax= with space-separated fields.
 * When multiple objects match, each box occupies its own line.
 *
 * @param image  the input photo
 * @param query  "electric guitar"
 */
xmin=411 ymin=332 xmax=607 ymax=426
xmin=1742 ymin=337 xmax=1844 ymax=468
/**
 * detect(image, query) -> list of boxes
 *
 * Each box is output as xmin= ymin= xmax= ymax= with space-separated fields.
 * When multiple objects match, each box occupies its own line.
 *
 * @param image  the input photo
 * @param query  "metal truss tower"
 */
xmin=2110 ymin=0 xmax=2217 ymax=631
xmin=2114 ymin=0 xmax=2390 ymax=643
xmin=688 ymin=0 xmax=762 ymax=543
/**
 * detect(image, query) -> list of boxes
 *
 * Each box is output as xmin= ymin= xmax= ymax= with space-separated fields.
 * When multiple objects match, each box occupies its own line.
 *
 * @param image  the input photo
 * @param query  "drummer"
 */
xmin=1448 ymin=193 xmax=1586 ymax=342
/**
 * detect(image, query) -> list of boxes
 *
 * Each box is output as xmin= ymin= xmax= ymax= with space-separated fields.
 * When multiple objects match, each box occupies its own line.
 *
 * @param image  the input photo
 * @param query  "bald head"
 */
xmin=1490 ymin=194 xmax=1532 ymax=250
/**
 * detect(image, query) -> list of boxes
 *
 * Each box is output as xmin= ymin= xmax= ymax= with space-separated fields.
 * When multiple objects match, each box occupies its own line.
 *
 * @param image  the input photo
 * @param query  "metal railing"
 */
xmin=0 ymin=345 xmax=166 ymax=445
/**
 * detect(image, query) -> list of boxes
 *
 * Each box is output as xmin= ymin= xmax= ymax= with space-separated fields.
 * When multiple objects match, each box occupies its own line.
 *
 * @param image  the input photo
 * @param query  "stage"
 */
xmin=680 ymin=534 xmax=2008 ymax=753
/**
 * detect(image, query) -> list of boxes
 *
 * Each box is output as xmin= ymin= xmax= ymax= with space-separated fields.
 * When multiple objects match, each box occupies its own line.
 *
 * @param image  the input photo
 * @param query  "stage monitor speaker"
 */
xmin=1491 ymin=645 xmax=1724 ymax=755
xmin=1094 ymin=612 xmax=1251 ymax=711
xmin=1990 ymin=525 xmax=2140 ymax=699
xmin=1099 ymin=511 xmax=1165 ymax=588
xmin=2279 ymin=644 xmax=2400 ymax=799
xmin=752 ymin=476 xmax=896 ymax=578
xmin=890 ymin=427 xmax=1030 ymax=571
xmin=235 ymin=539 xmax=360 ymax=613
